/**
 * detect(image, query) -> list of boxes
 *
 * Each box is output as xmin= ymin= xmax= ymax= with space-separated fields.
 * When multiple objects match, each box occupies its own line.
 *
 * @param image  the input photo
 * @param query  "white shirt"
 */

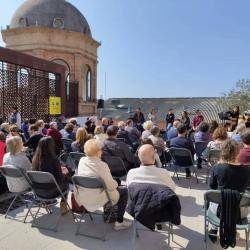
xmin=75 ymin=156 xmax=119 ymax=212
xmin=126 ymin=165 xmax=176 ymax=191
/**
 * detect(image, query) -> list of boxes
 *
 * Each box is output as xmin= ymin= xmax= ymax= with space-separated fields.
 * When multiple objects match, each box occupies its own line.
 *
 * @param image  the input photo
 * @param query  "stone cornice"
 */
xmin=2 ymin=26 xmax=101 ymax=47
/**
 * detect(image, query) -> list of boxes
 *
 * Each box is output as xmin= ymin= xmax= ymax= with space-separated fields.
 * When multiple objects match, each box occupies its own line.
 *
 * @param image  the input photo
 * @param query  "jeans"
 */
xmin=116 ymin=186 xmax=128 ymax=223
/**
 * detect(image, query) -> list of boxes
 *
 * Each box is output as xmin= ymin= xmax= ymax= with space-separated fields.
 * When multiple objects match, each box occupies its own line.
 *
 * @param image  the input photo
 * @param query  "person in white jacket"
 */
xmin=75 ymin=139 xmax=132 ymax=231
xmin=127 ymin=144 xmax=176 ymax=191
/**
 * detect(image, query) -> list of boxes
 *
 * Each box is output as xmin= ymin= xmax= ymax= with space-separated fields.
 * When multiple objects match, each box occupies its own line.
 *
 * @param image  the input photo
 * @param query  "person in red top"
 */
xmin=192 ymin=110 xmax=204 ymax=131
xmin=0 ymin=132 xmax=6 ymax=166
xmin=238 ymin=129 xmax=250 ymax=165
xmin=47 ymin=122 xmax=63 ymax=155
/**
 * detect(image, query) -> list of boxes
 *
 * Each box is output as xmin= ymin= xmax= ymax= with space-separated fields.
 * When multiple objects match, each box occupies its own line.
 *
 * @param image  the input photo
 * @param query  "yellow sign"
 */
xmin=49 ymin=97 xmax=61 ymax=115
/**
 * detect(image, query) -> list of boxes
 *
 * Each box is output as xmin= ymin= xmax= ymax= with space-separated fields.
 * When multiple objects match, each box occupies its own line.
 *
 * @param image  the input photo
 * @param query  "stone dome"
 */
xmin=10 ymin=0 xmax=92 ymax=37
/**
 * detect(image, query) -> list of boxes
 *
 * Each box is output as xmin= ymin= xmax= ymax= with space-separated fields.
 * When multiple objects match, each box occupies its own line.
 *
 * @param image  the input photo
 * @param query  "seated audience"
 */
xmin=7 ymin=125 xmax=26 ymax=143
xmin=3 ymin=136 xmax=32 ymax=192
xmin=231 ymin=123 xmax=246 ymax=142
xmin=205 ymin=127 xmax=228 ymax=151
xmin=85 ymin=118 xmax=96 ymax=135
xmin=71 ymin=127 xmax=90 ymax=153
xmin=117 ymin=121 xmax=132 ymax=145
xmin=0 ymin=132 xmax=6 ymax=166
xmin=166 ymin=120 xmax=180 ymax=141
xmin=125 ymin=119 xmax=140 ymax=147
xmin=141 ymin=139 xmax=162 ymax=168
xmin=238 ymin=129 xmax=250 ymax=165
xmin=148 ymin=126 xmax=165 ymax=150
xmin=127 ymin=144 xmax=175 ymax=190
xmin=36 ymin=120 xmax=47 ymax=135
xmin=170 ymin=124 xmax=195 ymax=177
xmin=32 ymin=137 xmax=69 ymax=214
xmin=102 ymin=125 xmax=137 ymax=171
xmin=24 ymin=124 xmax=43 ymax=152
xmin=68 ymin=118 xmax=79 ymax=133
xmin=56 ymin=116 xmax=66 ymax=131
xmin=94 ymin=126 xmax=108 ymax=143
xmin=126 ymin=144 xmax=180 ymax=230
xmin=47 ymin=122 xmax=63 ymax=155
xmin=75 ymin=139 xmax=132 ymax=230
xmin=0 ymin=123 xmax=10 ymax=138
xmin=101 ymin=117 xmax=110 ymax=133
xmin=141 ymin=120 xmax=154 ymax=141
xmin=208 ymin=120 xmax=219 ymax=140
xmin=60 ymin=123 xmax=76 ymax=141
xmin=208 ymin=139 xmax=250 ymax=242
xmin=194 ymin=122 xmax=211 ymax=142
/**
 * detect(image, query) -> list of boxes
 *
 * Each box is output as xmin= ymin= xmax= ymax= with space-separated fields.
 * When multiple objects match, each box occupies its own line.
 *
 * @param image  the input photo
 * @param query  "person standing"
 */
xmin=165 ymin=109 xmax=175 ymax=131
xmin=192 ymin=110 xmax=204 ymax=131
xmin=180 ymin=111 xmax=191 ymax=130
xmin=133 ymin=108 xmax=145 ymax=132
xmin=9 ymin=106 xmax=21 ymax=128
xmin=148 ymin=109 xmax=157 ymax=125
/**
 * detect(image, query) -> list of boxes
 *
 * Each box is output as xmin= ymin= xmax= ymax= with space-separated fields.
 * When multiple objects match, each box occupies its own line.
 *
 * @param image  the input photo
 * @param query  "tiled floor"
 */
xmin=0 ymin=168 xmax=247 ymax=250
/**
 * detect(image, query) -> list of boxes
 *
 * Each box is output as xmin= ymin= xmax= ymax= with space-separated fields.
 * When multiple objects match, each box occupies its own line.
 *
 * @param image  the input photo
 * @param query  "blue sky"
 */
xmin=0 ymin=0 xmax=250 ymax=98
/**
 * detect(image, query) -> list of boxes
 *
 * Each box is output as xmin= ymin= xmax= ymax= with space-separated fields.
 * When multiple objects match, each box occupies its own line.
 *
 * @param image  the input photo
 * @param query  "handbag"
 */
xmin=71 ymin=192 xmax=86 ymax=214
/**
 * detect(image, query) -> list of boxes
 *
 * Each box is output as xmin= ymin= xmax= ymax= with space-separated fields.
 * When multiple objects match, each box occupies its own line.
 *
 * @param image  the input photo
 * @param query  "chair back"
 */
xmin=204 ymin=190 xmax=250 ymax=207
xmin=102 ymin=156 xmax=127 ymax=177
xmin=26 ymin=171 xmax=63 ymax=199
xmin=195 ymin=141 xmax=209 ymax=157
xmin=207 ymin=149 xmax=221 ymax=165
xmin=59 ymin=152 xmax=69 ymax=164
xmin=169 ymin=147 xmax=193 ymax=166
xmin=1 ymin=165 xmax=25 ymax=178
xmin=72 ymin=175 xmax=111 ymax=202
xmin=61 ymin=138 xmax=73 ymax=152
xmin=69 ymin=152 xmax=85 ymax=170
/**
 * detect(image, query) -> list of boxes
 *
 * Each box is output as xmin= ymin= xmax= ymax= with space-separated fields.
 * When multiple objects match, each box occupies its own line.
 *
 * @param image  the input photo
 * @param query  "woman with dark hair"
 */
xmin=208 ymin=120 xmax=219 ymax=138
xmin=180 ymin=111 xmax=190 ymax=130
xmin=194 ymin=122 xmax=210 ymax=142
xmin=32 ymin=136 xmax=69 ymax=215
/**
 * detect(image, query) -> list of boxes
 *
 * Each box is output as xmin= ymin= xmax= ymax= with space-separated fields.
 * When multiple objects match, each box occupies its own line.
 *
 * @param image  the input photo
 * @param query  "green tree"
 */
xmin=218 ymin=79 xmax=250 ymax=112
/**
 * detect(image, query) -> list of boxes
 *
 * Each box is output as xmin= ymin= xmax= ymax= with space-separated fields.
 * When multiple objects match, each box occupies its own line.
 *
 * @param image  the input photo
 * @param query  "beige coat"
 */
xmin=75 ymin=156 xmax=119 ymax=212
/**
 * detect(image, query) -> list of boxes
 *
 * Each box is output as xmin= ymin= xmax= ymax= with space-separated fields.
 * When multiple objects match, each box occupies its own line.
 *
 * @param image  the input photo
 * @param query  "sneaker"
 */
xmin=208 ymin=229 xmax=218 ymax=243
xmin=114 ymin=219 xmax=132 ymax=231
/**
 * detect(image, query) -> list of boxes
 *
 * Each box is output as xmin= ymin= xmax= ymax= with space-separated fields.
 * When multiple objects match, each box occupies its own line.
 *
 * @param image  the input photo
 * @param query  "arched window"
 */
xmin=86 ymin=67 xmax=92 ymax=101
xmin=51 ymin=59 xmax=70 ymax=99
xmin=66 ymin=73 xmax=70 ymax=100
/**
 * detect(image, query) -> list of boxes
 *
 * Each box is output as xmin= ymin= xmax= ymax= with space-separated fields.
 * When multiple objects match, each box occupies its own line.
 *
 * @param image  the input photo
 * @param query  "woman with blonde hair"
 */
xmin=71 ymin=127 xmax=90 ymax=153
xmin=94 ymin=125 xmax=107 ymax=143
xmin=3 ymin=136 xmax=32 ymax=192
xmin=141 ymin=120 xmax=154 ymax=141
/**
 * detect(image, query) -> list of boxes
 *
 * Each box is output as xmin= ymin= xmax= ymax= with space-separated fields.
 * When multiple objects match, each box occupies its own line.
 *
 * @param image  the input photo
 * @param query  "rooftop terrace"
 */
xmin=0 ymin=167 xmax=247 ymax=250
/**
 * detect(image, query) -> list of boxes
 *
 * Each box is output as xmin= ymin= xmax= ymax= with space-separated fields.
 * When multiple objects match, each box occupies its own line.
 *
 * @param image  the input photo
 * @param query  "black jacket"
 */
xmin=127 ymin=183 xmax=181 ymax=230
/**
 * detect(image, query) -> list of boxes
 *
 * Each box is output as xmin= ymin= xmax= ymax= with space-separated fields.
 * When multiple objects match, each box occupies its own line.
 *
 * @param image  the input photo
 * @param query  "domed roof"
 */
xmin=10 ymin=0 xmax=92 ymax=37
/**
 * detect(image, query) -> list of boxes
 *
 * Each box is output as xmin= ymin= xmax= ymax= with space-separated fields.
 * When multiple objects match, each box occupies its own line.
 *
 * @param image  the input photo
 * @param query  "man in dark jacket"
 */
xmin=102 ymin=125 xmax=137 ymax=172
xmin=170 ymin=123 xmax=195 ymax=178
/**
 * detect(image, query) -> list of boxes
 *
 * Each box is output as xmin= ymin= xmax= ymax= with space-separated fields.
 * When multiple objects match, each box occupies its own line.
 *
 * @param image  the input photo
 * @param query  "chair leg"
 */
xmin=245 ymin=229 xmax=249 ymax=250
xmin=23 ymin=200 xmax=35 ymax=223
xmin=5 ymin=194 xmax=19 ymax=218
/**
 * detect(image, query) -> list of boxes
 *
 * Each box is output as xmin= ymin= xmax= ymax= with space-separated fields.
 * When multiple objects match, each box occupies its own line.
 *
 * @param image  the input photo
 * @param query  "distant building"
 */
xmin=1 ymin=0 xmax=100 ymax=116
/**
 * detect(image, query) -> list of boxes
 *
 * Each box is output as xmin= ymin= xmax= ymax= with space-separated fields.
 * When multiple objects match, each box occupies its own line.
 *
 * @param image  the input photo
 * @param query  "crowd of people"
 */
xmin=0 ymin=105 xmax=249 ymax=241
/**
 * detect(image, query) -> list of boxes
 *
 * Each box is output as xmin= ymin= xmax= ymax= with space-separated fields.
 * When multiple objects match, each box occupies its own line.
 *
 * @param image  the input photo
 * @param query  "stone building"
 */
xmin=1 ymin=0 xmax=100 ymax=116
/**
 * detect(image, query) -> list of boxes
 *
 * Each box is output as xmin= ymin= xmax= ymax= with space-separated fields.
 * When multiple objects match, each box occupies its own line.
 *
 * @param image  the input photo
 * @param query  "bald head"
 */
xmin=138 ymin=144 xmax=155 ymax=166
